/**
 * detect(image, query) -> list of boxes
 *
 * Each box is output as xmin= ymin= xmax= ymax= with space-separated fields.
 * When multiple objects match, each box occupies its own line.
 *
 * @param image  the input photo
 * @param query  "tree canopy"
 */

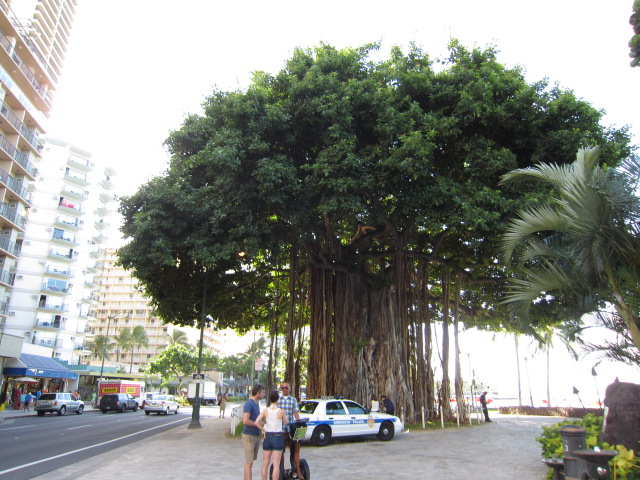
xmin=119 ymin=41 xmax=633 ymax=420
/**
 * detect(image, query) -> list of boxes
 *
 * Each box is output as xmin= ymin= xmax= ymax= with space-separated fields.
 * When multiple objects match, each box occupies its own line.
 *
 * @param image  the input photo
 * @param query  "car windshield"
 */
xmin=38 ymin=393 xmax=56 ymax=400
xmin=298 ymin=401 xmax=318 ymax=414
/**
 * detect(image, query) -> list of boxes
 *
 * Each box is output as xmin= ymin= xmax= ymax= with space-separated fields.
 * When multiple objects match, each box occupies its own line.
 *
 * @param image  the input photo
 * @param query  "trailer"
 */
xmin=187 ymin=379 xmax=217 ymax=405
xmin=98 ymin=380 xmax=145 ymax=407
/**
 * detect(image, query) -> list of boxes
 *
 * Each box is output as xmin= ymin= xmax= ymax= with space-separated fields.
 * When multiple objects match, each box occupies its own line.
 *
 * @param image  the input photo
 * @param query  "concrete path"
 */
xmin=28 ymin=412 xmax=556 ymax=480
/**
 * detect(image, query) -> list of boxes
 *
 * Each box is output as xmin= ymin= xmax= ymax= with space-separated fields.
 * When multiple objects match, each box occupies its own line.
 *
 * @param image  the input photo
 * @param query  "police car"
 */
xmin=298 ymin=397 xmax=403 ymax=446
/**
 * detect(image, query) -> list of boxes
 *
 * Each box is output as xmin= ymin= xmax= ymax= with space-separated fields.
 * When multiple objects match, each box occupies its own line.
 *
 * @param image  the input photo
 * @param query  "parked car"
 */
xmin=144 ymin=394 xmax=180 ymax=415
xmin=35 ymin=392 xmax=84 ymax=416
xmin=141 ymin=392 xmax=161 ymax=409
xmin=298 ymin=397 xmax=404 ymax=446
xmin=99 ymin=393 xmax=138 ymax=413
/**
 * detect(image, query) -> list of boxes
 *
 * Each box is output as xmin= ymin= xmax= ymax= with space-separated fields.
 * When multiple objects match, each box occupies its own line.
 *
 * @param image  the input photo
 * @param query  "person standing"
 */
xmin=242 ymin=384 xmax=266 ymax=480
xmin=480 ymin=391 xmax=491 ymax=422
xmin=23 ymin=391 xmax=33 ymax=412
xmin=257 ymin=390 xmax=288 ymax=480
xmin=370 ymin=394 xmax=380 ymax=412
xmin=278 ymin=382 xmax=304 ymax=480
xmin=219 ymin=393 xmax=227 ymax=418
xmin=381 ymin=395 xmax=395 ymax=416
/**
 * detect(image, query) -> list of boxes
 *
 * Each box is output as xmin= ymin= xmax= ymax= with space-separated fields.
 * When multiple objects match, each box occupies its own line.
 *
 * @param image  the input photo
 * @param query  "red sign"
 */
xmin=99 ymin=383 xmax=141 ymax=396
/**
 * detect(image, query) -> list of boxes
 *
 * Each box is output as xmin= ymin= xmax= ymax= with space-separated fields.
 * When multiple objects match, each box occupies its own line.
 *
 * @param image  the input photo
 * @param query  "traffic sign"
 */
xmin=193 ymin=373 xmax=205 ymax=380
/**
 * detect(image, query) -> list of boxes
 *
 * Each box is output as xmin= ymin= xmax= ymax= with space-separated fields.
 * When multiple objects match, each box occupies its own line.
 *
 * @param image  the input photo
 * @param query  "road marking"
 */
xmin=0 ymin=425 xmax=35 ymax=431
xmin=0 ymin=418 xmax=188 ymax=477
xmin=67 ymin=425 xmax=92 ymax=430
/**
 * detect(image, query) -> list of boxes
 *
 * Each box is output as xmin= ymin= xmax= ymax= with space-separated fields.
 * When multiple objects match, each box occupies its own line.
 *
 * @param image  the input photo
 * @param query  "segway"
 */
xmin=270 ymin=417 xmax=311 ymax=480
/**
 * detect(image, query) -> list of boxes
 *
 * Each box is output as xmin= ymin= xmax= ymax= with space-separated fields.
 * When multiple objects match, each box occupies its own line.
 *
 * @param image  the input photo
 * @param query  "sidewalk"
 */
xmin=27 ymin=412 xmax=554 ymax=480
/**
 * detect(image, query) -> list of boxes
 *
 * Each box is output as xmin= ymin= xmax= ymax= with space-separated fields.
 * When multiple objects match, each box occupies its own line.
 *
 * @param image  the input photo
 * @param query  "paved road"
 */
xmin=0 ymin=408 xmax=192 ymax=479
xmin=35 ymin=412 xmax=558 ymax=480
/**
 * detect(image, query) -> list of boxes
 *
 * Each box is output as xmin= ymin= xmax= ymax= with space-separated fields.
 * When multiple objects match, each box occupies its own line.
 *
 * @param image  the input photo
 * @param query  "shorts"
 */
xmin=263 ymin=433 xmax=285 ymax=451
xmin=242 ymin=434 xmax=261 ymax=462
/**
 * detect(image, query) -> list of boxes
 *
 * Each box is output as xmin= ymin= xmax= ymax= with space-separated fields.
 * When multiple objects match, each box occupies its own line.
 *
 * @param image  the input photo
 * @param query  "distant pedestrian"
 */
xmin=370 ymin=394 xmax=380 ymax=412
xmin=381 ymin=395 xmax=395 ymax=416
xmin=480 ymin=391 xmax=491 ymax=422
xmin=242 ymin=384 xmax=266 ymax=480
xmin=219 ymin=393 xmax=227 ymax=418
xmin=23 ymin=392 xmax=32 ymax=412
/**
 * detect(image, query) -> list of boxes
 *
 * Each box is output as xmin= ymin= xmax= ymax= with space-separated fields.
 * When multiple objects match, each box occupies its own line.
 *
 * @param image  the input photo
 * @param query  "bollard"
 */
xmin=559 ymin=425 xmax=587 ymax=480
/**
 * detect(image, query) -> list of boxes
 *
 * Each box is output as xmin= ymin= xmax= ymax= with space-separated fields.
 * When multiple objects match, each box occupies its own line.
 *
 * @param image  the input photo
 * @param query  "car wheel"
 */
xmin=164 ymin=407 xmax=169 ymax=415
xmin=37 ymin=411 xmax=45 ymax=417
xmin=119 ymin=405 xmax=125 ymax=413
xmin=311 ymin=425 xmax=331 ymax=447
xmin=76 ymin=405 xmax=84 ymax=415
xmin=175 ymin=406 xmax=179 ymax=414
xmin=101 ymin=409 xmax=107 ymax=413
xmin=58 ymin=406 xmax=66 ymax=416
xmin=145 ymin=410 xmax=150 ymax=415
xmin=300 ymin=459 xmax=311 ymax=480
xmin=377 ymin=421 xmax=395 ymax=441
xmin=133 ymin=404 xmax=138 ymax=412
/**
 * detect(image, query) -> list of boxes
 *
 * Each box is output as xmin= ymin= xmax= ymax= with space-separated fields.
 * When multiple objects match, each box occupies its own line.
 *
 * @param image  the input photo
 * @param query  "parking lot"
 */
xmin=36 ymin=412 xmax=554 ymax=480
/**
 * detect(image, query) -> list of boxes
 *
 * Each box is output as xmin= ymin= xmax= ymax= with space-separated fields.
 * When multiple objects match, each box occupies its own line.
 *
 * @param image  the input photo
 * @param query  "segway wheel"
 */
xmin=268 ymin=463 xmax=285 ymax=480
xmin=300 ymin=458 xmax=310 ymax=480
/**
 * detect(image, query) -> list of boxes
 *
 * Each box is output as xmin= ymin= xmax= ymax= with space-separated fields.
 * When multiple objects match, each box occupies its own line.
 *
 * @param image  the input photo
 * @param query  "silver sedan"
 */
xmin=144 ymin=394 xmax=180 ymax=415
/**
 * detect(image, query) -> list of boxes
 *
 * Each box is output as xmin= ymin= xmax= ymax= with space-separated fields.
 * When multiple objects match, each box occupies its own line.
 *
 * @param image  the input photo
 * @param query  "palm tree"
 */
xmin=167 ymin=329 xmax=190 ymax=347
xmin=89 ymin=335 xmax=113 ymax=361
xmin=500 ymin=147 xmax=640 ymax=354
xmin=115 ymin=328 xmax=133 ymax=365
xmin=130 ymin=326 xmax=149 ymax=373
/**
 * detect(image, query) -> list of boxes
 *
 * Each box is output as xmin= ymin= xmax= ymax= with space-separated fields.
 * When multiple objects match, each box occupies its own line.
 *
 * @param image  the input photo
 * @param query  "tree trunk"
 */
xmin=515 ymin=333 xmax=522 ymax=406
xmin=440 ymin=269 xmax=452 ymax=420
xmin=453 ymin=275 xmax=466 ymax=421
xmin=307 ymin=260 xmax=415 ymax=420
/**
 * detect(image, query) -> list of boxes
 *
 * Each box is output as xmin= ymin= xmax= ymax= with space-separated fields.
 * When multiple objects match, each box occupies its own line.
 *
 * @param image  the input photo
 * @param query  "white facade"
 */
xmin=4 ymin=136 xmax=115 ymax=363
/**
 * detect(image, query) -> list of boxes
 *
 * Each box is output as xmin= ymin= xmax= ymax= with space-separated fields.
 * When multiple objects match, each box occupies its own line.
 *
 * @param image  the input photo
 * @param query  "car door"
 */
xmin=324 ymin=401 xmax=351 ymax=437
xmin=342 ymin=400 xmax=373 ymax=435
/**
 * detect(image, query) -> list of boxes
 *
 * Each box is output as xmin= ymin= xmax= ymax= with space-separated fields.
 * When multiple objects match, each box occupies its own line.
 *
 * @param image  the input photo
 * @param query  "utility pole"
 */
xmin=189 ymin=275 xmax=207 ymax=429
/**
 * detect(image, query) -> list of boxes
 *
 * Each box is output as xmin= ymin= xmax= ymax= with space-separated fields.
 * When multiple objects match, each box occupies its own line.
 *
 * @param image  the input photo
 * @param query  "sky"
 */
xmin=43 ymin=1 xmax=640 ymax=401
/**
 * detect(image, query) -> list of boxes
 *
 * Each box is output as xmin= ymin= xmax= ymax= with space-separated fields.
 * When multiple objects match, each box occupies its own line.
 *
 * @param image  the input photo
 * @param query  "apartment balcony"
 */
xmin=45 ymin=265 xmax=73 ymax=277
xmin=51 ymin=230 xmax=78 ymax=246
xmin=92 ymin=232 xmax=107 ymax=244
xmin=94 ymin=219 xmax=110 ymax=231
xmin=67 ymin=155 xmax=93 ymax=172
xmin=47 ymin=248 xmax=74 ymax=262
xmin=82 ymin=293 xmax=98 ymax=304
xmin=0 ymin=168 xmax=30 ymax=204
xmin=0 ymin=232 xmax=20 ymax=258
xmin=95 ymin=205 xmax=112 ymax=217
xmin=0 ymin=267 xmax=14 ymax=287
xmin=0 ymin=28 xmax=53 ymax=110
xmin=83 ymin=280 xmax=97 ymax=289
xmin=63 ymin=170 xmax=88 ymax=187
xmin=0 ymin=202 xmax=26 ymax=230
xmin=74 ymin=344 xmax=90 ymax=354
xmin=57 ymin=198 xmax=84 ymax=216
xmin=54 ymin=215 xmax=82 ymax=231
xmin=36 ymin=302 xmax=68 ymax=313
xmin=0 ymin=100 xmax=43 ymax=156
xmin=34 ymin=318 xmax=66 ymax=330
xmin=0 ymin=299 xmax=8 ymax=316
xmin=86 ymin=262 xmax=101 ymax=273
xmin=33 ymin=338 xmax=62 ymax=348
xmin=41 ymin=282 xmax=71 ymax=295
xmin=61 ymin=185 xmax=89 ymax=201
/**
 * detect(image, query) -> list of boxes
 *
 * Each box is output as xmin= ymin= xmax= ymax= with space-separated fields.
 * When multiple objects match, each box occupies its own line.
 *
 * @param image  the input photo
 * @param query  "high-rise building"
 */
xmin=0 ymin=0 xmax=80 ymax=396
xmin=92 ymin=248 xmax=181 ymax=372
